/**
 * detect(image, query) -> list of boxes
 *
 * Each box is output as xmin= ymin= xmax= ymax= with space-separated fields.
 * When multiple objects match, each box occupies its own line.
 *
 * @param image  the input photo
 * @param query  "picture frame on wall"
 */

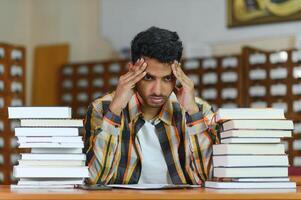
xmin=227 ymin=0 xmax=301 ymax=27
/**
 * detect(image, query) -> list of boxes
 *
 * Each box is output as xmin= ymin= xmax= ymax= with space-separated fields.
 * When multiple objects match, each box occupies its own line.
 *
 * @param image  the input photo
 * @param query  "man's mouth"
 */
xmin=149 ymin=96 xmax=165 ymax=104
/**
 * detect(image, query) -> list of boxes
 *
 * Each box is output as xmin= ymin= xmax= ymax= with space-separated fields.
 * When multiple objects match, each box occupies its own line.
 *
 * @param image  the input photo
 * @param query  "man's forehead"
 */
xmin=145 ymin=65 xmax=173 ymax=78
xmin=144 ymin=58 xmax=172 ymax=77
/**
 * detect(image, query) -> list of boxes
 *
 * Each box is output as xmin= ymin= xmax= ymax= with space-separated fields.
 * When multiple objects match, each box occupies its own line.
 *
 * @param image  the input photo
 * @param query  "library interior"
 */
xmin=1 ymin=0 xmax=301 ymax=199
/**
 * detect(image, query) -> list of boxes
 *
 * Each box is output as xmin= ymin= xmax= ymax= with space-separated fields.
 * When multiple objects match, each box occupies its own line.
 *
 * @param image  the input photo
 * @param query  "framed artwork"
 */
xmin=228 ymin=0 xmax=301 ymax=27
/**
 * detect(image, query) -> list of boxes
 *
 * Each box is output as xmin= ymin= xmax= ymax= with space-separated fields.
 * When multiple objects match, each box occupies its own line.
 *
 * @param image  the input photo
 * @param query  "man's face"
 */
xmin=135 ymin=58 xmax=176 ymax=108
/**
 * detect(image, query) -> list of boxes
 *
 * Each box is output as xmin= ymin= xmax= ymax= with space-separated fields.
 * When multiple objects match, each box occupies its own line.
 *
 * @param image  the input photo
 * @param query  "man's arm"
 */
xmin=170 ymin=61 xmax=219 ymax=184
xmin=84 ymin=100 xmax=121 ymax=185
xmin=185 ymin=99 xmax=220 ymax=185
xmin=84 ymin=58 xmax=147 ymax=184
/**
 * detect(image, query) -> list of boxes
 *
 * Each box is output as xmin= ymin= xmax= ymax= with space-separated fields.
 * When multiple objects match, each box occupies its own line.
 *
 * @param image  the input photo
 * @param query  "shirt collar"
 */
xmin=128 ymin=92 xmax=176 ymax=126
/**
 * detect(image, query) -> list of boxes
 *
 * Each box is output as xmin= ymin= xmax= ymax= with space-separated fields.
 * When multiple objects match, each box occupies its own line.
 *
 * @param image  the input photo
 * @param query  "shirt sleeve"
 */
xmin=185 ymin=98 xmax=220 ymax=185
xmin=84 ymin=100 xmax=121 ymax=184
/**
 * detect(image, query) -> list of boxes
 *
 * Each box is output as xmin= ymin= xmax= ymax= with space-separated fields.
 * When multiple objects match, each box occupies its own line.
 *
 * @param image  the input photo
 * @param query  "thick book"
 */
xmin=205 ymin=181 xmax=296 ymax=189
xmin=213 ymin=155 xmax=288 ymax=167
xmin=213 ymin=167 xmax=288 ymax=178
xmin=18 ymin=178 xmax=84 ymax=185
xmin=18 ymin=142 xmax=84 ymax=148
xmin=8 ymin=107 xmax=72 ymax=119
xmin=213 ymin=144 xmax=285 ymax=155
xmin=13 ymin=166 xmax=89 ymax=178
xmin=222 ymin=120 xmax=294 ymax=131
xmin=11 ymin=185 xmax=75 ymax=189
xmin=216 ymin=108 xmax=285 ymax=122
xmin=17 ymin=136 xmax=82 ymax=143
xmin=231 ymin=178 xmax=290 ymax=182
xmin=15 ymin=127 xmax=79 ymax=136
xmin=20 ymin=119 xmax=83 ymax=127
xmin=220 ymin=137 xmax=281 ymax=144
xmin=18 ymin=160 xmax=85 ymax=166
xmin=31 ymin=148 xmax=82 ymax=154
xmin=21 ymin=153 xmax=86 ymax=161
xmin=220 ymin=129 xmax=292 ymax=138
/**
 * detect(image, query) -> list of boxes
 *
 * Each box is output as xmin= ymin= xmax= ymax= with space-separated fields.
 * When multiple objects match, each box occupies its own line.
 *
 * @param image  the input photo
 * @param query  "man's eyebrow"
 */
xmin=145 ymin=72 xmax=173 ymax=78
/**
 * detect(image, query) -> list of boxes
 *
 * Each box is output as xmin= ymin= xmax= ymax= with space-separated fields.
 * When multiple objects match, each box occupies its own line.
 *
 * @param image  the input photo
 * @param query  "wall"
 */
xmin=101 ymin=0 xmax=301 ymax=57
xmin=0 ymin=0 xmax=114 ymax=105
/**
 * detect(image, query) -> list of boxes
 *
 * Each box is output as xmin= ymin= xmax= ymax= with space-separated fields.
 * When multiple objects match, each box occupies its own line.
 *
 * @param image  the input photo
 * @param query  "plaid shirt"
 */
xmin=84 ymin=92 xmax=219 ymax=185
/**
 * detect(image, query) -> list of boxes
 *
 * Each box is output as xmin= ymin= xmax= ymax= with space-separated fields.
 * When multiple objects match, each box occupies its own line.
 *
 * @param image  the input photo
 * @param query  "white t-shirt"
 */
xmin=137 ymin=120 xmax=172 ymax=184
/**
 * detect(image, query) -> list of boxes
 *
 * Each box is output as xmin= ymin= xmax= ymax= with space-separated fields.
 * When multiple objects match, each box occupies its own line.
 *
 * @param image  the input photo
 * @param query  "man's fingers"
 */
xmin=124 ymin=62 xmax=147 ymax=82
xmin=131 ymin=58 xmax=145 ymax=71
xmin=172 ymin=61 xmax=193 ymax=88
xmin=125 ymin=71 xmax=147 ymax=89
xmin=128 ymin=62 xmax=135 ymax=71
xmin=122 ymin=61 xmax=147 ymax=81
xmin=130 ymin=71 xmax=147 ymax=85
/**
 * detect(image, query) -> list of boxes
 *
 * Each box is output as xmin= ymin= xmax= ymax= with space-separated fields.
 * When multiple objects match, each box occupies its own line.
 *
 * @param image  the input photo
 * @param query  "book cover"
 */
xmin=215 ymin=108 xmax=285 ymax=122
xmin=8 ymin=107 xmax=72 ymax=119
xmin=213 ymin=144 xmax=285 ymax=155
xmin=214 ymin=167 xmax=288 ymax=178
xmin=15 ymin=127 xmax=79 ymax=136
xmin=20 ymin=119 xmax=83 ymax=127
xmin=213 ymin=155 xmax=288 ymax=167
xmin=222 ymin=120 xmax=294 ymax=131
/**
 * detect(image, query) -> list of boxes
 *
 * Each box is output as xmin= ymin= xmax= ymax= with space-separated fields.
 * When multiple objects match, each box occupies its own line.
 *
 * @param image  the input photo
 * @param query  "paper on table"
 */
xmin=107 ymin=184 xmax=201 ymax=190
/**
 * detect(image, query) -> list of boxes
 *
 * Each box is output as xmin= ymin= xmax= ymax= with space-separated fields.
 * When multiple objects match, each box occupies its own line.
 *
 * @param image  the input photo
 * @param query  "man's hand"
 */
xmin=109 ymin=58 xmax=147 ymax=116
xmin=171 ymin=61 xmax=199 ymax=115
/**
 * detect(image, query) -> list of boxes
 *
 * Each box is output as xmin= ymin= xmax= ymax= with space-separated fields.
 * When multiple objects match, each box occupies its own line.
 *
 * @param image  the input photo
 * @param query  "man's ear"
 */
xmin=173 ymin=85 xmax=181 ymax=93
xmin=128 ymin=62 xmax=134 ymax=71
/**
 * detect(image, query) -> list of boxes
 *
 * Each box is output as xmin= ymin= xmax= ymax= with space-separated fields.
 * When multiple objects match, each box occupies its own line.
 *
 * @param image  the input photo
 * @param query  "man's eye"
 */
xmin=164 ymin=76 xmax=173 ymax=82
xmin=144 ymin=74 xmax=153 ymax=81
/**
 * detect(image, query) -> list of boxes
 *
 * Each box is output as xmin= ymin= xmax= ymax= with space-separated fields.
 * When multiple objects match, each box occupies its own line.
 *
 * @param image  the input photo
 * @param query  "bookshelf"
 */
xmin=58 ymin=60 xmax=128 ymax=118
xmin=0 ymin=43 xmax=26 ymax=184
xmin=182 ymin=55 xmax=242 ymax=111
xmin=242 ymin=46 xmax=301 ymax=166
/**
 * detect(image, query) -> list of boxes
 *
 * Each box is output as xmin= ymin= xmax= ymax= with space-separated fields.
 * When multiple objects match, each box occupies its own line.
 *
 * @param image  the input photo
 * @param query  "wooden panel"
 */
xmin=32 ymin=44 xmax=69 ymax=106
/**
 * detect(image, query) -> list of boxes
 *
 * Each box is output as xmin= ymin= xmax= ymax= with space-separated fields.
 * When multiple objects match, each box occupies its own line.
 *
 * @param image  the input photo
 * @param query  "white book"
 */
xmin=11 ymin=185 xmax=75 ymax=189
xmin=8 ymin=107 xmax=72 ymax=119
xmin=220 ymin=130 xmax=292 ymax=138
xmin=18 ymin=178 xmax=84 ymax=185
xmin=18 ymin=160 xmax=85 ymax=166
xmin=221 ymin=137 xmax=281 ymax=144
xmin=31 ymin=148 xmax=82 ymax=154
xmin=214 ymin=167 xmax=288 ymax=178
xmin=232 ymin=178 xmax=290 ymax=182
xmin=15 ymin=128 xmax=79 ymax=136
xmin=108 ymin=184 xmax=201 ymax=190
xmin=205 ymin=181 xmax=296 ymax=189
xmin=222 ymin=120 xmax=294 ymax=131
xmin=18 ymin=142 xmax=84 ymax=148
xmin=20 ymin=119 xmax=83 ymax=127
xmin=215 ymin=108 xmax=285 ymax=122
xmin=21 ymin=153 xmax=86 ymax=161
xmin=17 ymin=136 xmax=82 ymax=143
xmin=213 ymin=155 xmax=288 ymax=167
xmin=13 ymin=166 xmax=89 ymax=178
xmin=213 ymin=144 xmax=285 ymax=155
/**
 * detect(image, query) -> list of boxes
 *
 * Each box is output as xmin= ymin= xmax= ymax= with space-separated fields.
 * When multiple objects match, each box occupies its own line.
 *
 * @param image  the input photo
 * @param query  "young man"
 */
xmin=84 ymin=27 xmax=219 ymax=186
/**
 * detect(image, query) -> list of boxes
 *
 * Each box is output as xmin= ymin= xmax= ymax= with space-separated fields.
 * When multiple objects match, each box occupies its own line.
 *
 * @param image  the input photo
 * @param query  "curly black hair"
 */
xmin=131 ymin=27 xmax=183 ymax=64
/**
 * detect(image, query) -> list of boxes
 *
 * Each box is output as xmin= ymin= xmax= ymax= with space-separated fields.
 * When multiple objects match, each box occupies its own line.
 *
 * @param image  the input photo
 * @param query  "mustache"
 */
xmin=149 ymin=95 xmax=167 ymax=99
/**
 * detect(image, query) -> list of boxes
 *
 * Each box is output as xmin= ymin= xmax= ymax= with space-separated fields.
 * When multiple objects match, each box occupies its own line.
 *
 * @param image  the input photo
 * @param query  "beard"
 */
xmin=136 ymin=91 xmax=168 ymax=108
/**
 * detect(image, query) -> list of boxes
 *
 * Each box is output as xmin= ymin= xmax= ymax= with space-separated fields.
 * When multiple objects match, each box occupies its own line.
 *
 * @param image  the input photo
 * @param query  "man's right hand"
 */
xmin=109 ymin=58 xmax=147 ymax=116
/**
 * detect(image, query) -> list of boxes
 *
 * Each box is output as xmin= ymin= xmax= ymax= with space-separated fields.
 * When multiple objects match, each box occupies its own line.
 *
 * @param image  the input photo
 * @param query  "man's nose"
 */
xmin=153 ymin=80 xmax=162 ymax=95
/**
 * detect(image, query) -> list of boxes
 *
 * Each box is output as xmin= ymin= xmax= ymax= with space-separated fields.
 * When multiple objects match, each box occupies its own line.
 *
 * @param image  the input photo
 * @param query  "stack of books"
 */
xmin=205 ymin=108 xmax=296 ymax=189
xmin=8 ymin=107 xmax=89 ymax=188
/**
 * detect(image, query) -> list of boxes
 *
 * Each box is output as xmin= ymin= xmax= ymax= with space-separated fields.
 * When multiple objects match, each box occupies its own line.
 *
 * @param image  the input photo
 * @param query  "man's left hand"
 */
xmin=171 ymin=61 xmax=199 ymax=115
